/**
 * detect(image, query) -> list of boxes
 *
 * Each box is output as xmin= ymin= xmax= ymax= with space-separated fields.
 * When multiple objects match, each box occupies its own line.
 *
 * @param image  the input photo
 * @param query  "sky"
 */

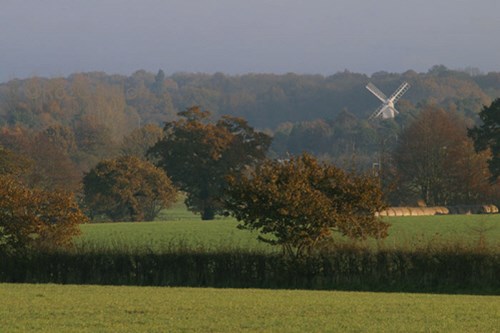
xmin=1 ymin=0 xmax=499 ymax=82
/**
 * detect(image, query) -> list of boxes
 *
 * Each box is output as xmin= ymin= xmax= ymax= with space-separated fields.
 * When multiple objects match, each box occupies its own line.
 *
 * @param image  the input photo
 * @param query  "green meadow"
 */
xmin=1 ymin=283 xmax=498 ymax=333
xmin=3 ymin=205 xmax=500 ymax=332
xmin=76 ymin=203 xmax=500 ymax=253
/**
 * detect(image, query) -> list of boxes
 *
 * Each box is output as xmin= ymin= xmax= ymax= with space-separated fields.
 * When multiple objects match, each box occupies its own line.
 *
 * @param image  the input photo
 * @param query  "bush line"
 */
xmin=1 ymin=248 xmax=498 ymax=294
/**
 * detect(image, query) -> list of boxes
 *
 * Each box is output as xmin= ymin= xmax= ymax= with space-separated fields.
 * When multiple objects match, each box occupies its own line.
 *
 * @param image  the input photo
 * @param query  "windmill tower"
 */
xmin=366 ymin=82 xmax=410 ymax=120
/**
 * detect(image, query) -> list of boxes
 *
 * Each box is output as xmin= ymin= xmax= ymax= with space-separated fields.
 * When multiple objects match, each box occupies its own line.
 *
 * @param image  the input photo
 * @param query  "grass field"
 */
xmin=4 ymin=206 xmax=499 ymax=332
xmin=76 ymin=203 xmax=500 ymax=253
xmin=1 ymin=283 xmax=498 ymax=332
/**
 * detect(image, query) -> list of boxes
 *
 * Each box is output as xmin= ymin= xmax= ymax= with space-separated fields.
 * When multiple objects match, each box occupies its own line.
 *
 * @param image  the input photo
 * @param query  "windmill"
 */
xmin=366 ymin=82 xmax=410 ymax=120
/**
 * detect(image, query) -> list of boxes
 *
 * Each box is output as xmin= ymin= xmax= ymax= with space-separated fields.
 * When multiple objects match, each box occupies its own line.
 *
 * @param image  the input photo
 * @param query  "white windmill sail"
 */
xmin=367 ymin=82 xmax=410 ymax=120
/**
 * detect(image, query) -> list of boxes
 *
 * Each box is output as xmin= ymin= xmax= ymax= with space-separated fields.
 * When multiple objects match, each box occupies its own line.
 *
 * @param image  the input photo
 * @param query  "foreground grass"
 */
xmin=1 ymin=284 xmax=498 ymax=332
xmin=77 ymin=208 xmax=500 ymax=253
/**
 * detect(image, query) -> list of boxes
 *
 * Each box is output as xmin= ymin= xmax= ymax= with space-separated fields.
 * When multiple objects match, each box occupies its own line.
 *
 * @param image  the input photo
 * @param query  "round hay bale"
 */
xmin=481 ymin=205 xmax=499 ymax=214
xmin=421 ymin=207 xmax=432 ymax=215
xmin=411 ymin=207 xmax=424 ymax=216
xmin=386 ymin=208 xmax=396 ymax=217
xmin=377 ymin=209 xmax=389 ymax=217
xmin=434 ymin=206 xmax=449 ymax=215
xmin=481 ymin=205 xmax=491 ymax=213
xmin=400 ymin=207 xmax=412 ymax=216
xmin=408 ymin=207 xmax=420 ymax=216
xmin=407 ymin=207 xmax=414 ymax=216
xmin=392 ymin=208 xmax=404 ymax=217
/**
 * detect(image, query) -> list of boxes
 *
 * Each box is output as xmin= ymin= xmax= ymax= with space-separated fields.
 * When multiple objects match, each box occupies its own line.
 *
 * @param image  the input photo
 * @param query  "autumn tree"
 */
xmin=468 ymin=98 xmax=500 ymax=181
xmin=224 ymin=153 xmax=389 ymax=257
xmin=125 ymin=69 xmax=176 ymax=125
xmin=0 ymin=126 xmax=81 ymax=193
xmin=148 ymin=106 xmax=272 ymax=220
xmin=394 ymin=106 xmax=492 ymax=205
xmin=83 ymin=156 xmax=177 ymax=222
xmin=0 ymin=175 xmax=87 ymax=252
xmin=0 ymin=145 xmax=31 ymax=176
xmin=27 ymin=126 xmax=81 ymax=192
xmin=120 ymin=124 xmax=164 ymax=158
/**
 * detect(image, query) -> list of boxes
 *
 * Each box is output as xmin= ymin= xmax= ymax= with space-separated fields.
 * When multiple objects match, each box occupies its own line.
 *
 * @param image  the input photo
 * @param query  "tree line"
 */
xmin=1 ymin=67 xmax=500 ymax=255
xmin=1 ymin=65 xmax=498 ymax=130
xmin=0 ymin=66 xmax=499 ymax=191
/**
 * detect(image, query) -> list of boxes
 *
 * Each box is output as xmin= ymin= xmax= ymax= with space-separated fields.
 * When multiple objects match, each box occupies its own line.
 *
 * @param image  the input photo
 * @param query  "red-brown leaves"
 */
xmin=225 ymin=153 xmax=389 ymax=257
xmin=0 ymin=175 xmax=87 ymax=251
xmin=83 ymin=156 xmax=177 ymax=222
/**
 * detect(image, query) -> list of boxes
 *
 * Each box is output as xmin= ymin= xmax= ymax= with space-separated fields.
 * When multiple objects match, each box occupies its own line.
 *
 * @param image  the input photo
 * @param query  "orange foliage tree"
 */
xmin=0 ymin=175 xmax=87 ymax=252
xmin=394 ymin=106 xmax=492 ymax=205
xmin=225 ymin=153 xmax=388 ymax=257
xmin=83 ymin=156 xmax=177 ymax=222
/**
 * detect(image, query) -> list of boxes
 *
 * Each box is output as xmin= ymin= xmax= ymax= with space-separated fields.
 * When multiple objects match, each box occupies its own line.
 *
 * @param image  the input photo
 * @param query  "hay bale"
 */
xmin=420 ymin=207 xmax=436 ymax=215
xmin=382 ymin=208 xmax=392 ymax=217
xmin=481 ymin=204 xmax=499 ymax=214
xmin=392 ymin=207 xmax=405 ymax=216
xmin=411 ymin=207 xmax=425 ymax=216
xmin=376 ymin=209 xmax=389 ymax=217
xmin=434 ymin=206 xmax=449 ymax=215
xmin=408 ymin=207 xmax=419 ymax=216
xmin=481 ymin=205 xmax=491 ymax=214
xmin=400 ymin=207 xmax=412 ymax=216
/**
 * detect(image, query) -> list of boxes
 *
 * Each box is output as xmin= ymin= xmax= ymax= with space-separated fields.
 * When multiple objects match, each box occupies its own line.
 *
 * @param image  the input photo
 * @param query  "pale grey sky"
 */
xmin=1 ymin=0 xmax=499 ymax=82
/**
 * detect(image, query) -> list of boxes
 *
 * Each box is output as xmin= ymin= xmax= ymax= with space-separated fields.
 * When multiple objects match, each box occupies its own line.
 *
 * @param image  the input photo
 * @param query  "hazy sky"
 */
xmin=1 ymin=0 xmax=499 ymax=82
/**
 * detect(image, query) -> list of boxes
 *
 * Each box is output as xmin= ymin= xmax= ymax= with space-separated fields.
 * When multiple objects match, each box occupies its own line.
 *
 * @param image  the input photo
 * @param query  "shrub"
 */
xmin=0 ymin=175 xmax=87 ymax=251
xmin=83 ymin=156 xmax=177 ymax=221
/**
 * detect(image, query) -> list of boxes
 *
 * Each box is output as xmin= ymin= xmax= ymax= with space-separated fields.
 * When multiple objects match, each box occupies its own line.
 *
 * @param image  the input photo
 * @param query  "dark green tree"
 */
xmin=149 ymin=106 xmax=271 ymax=220
xmin=152 ymin=69 xmax=166 ymax=96
xmin=225 ymin=153 xmax=388 ymax=257
xmin=83 ymin=156 xmax=177 ymax=222
xmin=468 ymin=98 xmax=500 ymax=181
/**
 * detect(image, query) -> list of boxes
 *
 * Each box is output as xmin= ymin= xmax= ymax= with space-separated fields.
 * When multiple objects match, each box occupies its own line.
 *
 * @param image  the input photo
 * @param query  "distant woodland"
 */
xmin=1 ymin=65 xmax=500 ymax=207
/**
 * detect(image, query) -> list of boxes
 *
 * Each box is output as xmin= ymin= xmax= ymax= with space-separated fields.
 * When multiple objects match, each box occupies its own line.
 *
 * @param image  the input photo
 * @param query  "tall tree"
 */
xmin=394 ymin=106 xmax=491 ymax=205
xmin=468 ymin=98 xmax=500 ymax=181
xmin=149 ymin=106 xmax=271 ymax=220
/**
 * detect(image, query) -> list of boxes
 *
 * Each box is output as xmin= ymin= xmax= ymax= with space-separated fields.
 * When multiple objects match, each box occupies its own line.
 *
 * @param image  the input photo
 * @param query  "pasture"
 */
xmin=76 ymin=204 xmax=500 ymax=253
xmin=2 ymin=206 xmax=499 ymax=332
xmin=0 ymin=283 xmax=498 ymax=332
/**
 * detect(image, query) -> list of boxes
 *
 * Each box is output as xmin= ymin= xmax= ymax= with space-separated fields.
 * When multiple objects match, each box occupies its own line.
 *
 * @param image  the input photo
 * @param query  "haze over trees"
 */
xmin=0 ymin=66 xmax=499 ymax=214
